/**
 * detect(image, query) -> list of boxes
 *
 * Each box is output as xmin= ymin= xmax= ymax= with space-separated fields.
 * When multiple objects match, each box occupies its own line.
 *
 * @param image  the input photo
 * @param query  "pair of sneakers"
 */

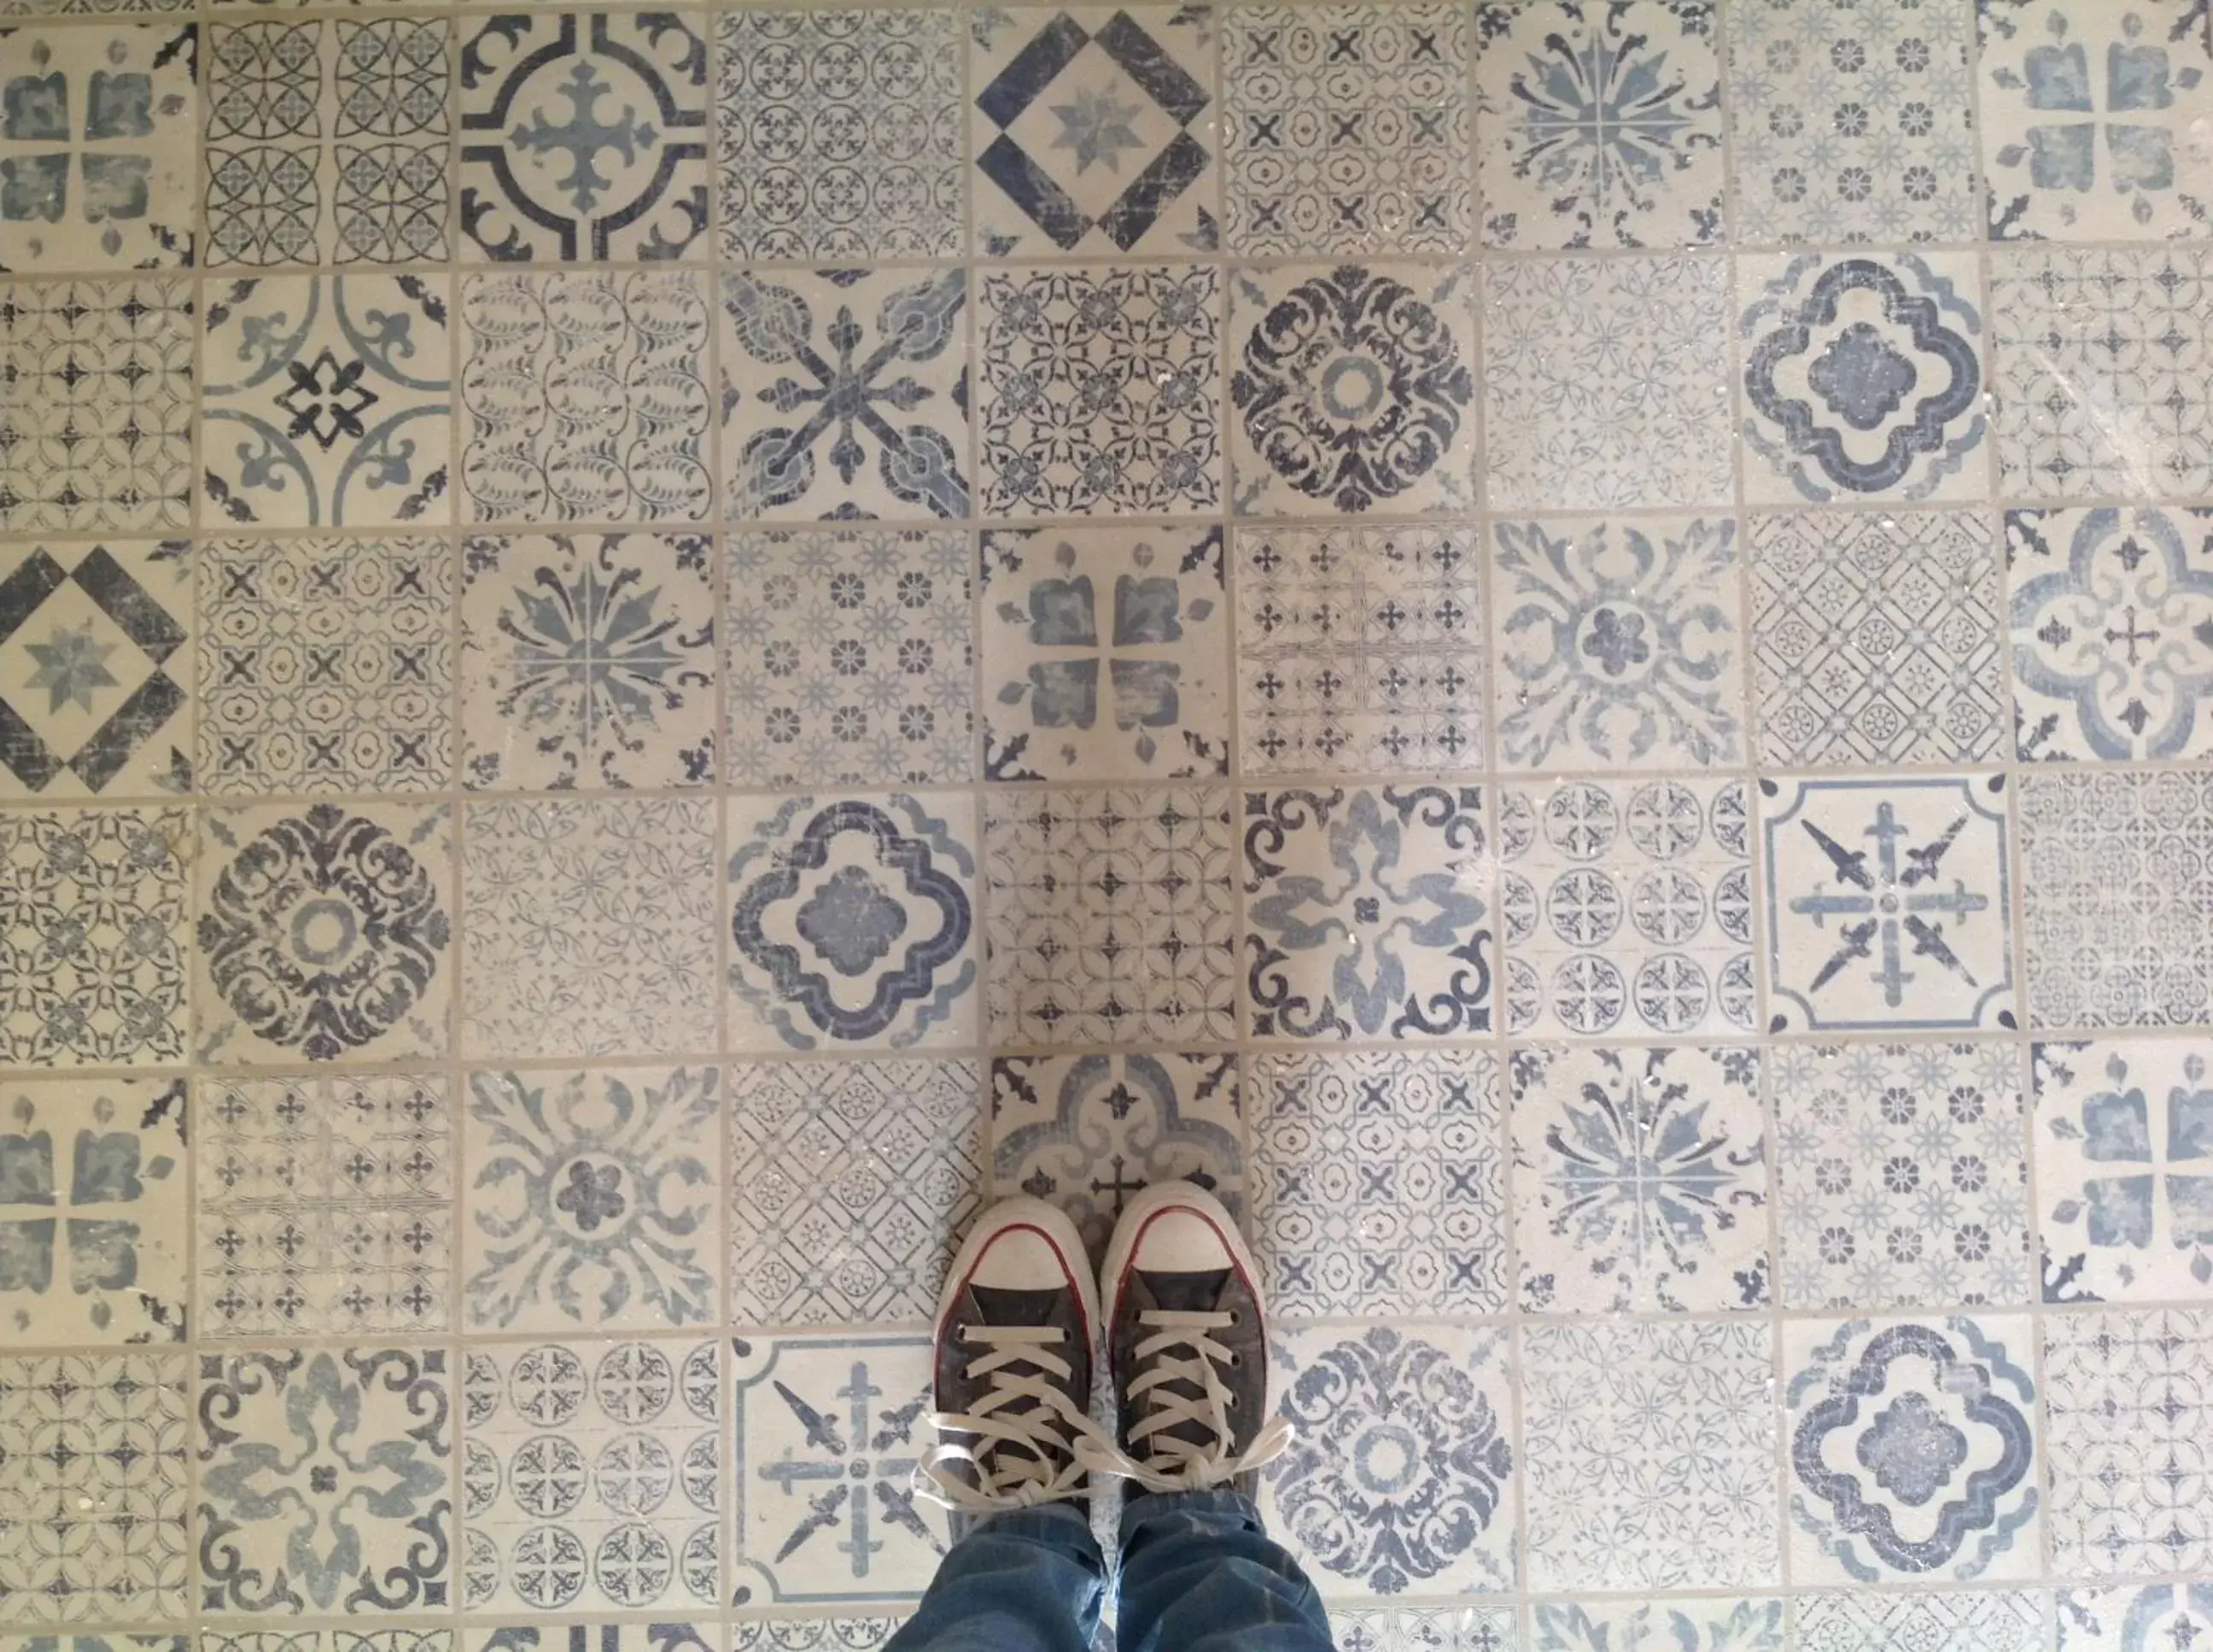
xmin=920 ymin=1182 xmax=1289 ymax=1515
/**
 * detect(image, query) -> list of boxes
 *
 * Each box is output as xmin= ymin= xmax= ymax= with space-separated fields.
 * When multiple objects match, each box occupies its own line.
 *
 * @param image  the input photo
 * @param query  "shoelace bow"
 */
xmin=920 ymin=1324 xmax=1107 ymax=1513
xmin=1075 ymin=1308 xmax=1292 ymax=1494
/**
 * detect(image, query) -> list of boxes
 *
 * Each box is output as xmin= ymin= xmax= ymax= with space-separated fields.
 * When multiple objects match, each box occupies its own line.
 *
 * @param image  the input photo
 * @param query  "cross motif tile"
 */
xmin=2059 ymin=1587 xmax=2213 ymax=1652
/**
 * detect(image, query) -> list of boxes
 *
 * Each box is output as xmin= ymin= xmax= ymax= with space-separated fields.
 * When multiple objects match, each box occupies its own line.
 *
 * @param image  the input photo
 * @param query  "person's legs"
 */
xmin=883 ymin=1503 xmax=1105 ymax=1652
xmin=1115 ymin=1489 xmax=1334 ymax=1652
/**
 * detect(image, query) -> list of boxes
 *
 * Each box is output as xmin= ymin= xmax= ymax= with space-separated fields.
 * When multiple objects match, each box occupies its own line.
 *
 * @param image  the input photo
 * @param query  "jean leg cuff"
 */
xmin=1116 ymin=1487 xmax=1265 ymax=1544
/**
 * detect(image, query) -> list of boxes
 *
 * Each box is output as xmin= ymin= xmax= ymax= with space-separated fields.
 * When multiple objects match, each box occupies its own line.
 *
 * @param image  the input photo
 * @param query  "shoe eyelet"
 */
xmin=1228 ymin=1311 xmax=1240 ymax=1326
xmin=1228 ymin=1352 xmax=1241 ymax=1367
xmin=955 ymin=1322 xmax=971 ymax=1343
xmin=1227 ymin=1393 xmax=1239 ymax=1410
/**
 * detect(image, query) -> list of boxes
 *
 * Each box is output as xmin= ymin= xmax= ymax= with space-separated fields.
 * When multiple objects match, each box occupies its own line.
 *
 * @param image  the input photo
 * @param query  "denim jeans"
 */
xmin=885 ymin=1491 xmax=1335 ymax=1652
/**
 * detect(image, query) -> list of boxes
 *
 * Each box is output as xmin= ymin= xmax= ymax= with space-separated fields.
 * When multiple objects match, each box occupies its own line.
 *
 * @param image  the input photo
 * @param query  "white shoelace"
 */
xmin=919 ymin=1323 xmax=1106 ymax=1514
xmin=1076 ymin=1308 xmax=1293 ymax=1494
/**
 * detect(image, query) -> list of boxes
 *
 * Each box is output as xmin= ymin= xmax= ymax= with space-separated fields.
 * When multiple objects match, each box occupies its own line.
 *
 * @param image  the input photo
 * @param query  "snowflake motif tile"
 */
xmin=1229 ymin=264 xmax=1475 ymax=517
xmin=1749 ymin=509 xmax=2006 ymax=768
xmin=1784 ymin=1316 xmax=2041 ymax=1584
xmin=725 ymin=529 xmax=973 ymax=790
xmin=1498 ymin=778 xmax=1756 ymax=1039
xmin=729 ymin=1059 xmax=981 ymax=1326
xmin=1475 ymin=0 xmax=1725 ymax=250
xmin=0 ymin=1077 xmax=185 ymax=1344
xmin=461 ymin=797 xmax=718 ymax=1061
xmin=1492 ymin=516 xmax=1745 ymax=769
xmin=1981 ymin=0 xmax=2213 ymax=241
xmin=460 ymin=1340 xmax=719 ymax=1613
xmin=1247 ymin=1047 xmax=1504 ymax=1317
xmin=992 ymin=1051 xmax=1241 ymax=1254
xmin=3 ymin=807 xmax=187 ymax=1067
xmin=458 ymin=270 xmax=713 ymax=526
xmin=0 ymin=25 xmax=195 ymax=272
xmin=971 ymin=5 xmax=1218 ymax=256
xmin=1480 ymin=255 xmax=1733 ymax=511
xmin=1803 ymin=1591 xmax=2048 ymax=1652
xmin=2009 ymin=507 xmax=2213 ymax=762
xmin=730 ymin=1334 xmax=946 ymax=1606
xmin=1338 ymin=1607 xmax=1517 ymax=1652
xmin=2060 ymin=1585 xmax=2213 ymax=1652
xmin=197 ymin=1347 xmax=452 ymax=1615
xmin=1774 ymin=1041 xmax=2029 ymax=1309
xmin=197 ymin=1075 xmax=452 ymax=1336
xmin=201 ymin=274 xmax=453 ymax=529
xmin=1533 ymin=1602 xmax=1783 ymax=1652
xmin=1989 ymin=245 xmax=2213 ymax=500
xmin=204 ymin=18 xmax=450 ymax=266
xmin=0 ymin=1354 xmax=187 ymax=1623
xmin=721 ymin=268 xmax=968 ymax=522
xmin=0 ymin=277 xmax=194 ymax=534
xmin=976 ymin=264 xmax=1221 ymax=517
xmin=981 ymin=526 xmax=1228 ymax=782
xmin=1738 ymin=252 xmax=1987 ymax=504
xmin=718 ymin=9 xmax=963 ymax=262
xmin=198 ymin=534 xmax=452 ymax=796
xmin=1761 ymin=773 xmax=2016 ymax=1033
xmin=1222 ymin=3 xmax=1472 ymax=254
xmin=1727 ymin=0 xmax=1979 ymax=244
xmin=461 ymin=533 xmax=715 ymax=791
xmin=196 ymin=802 xmax=452 ymax=1065
xmin=727 ymin=793 xmax=977 ymax=1054
xmin=0 ymin=539 xmax=191 ymax=797
xmin=2045 ymin=1308 xmax=2213 ymax=1575
xmin=984 ymin=786 xmax=1236 ymax=1047
xmin=1264 ymin=1325 xmax=1514 ymax=1596
xmin=458 ymin=11 xmax=707 ymax=263
xmin=2019 ymin=769 xmax=2213 ymax=1029
xmin=1244 ymin=785 xmax=1492 ymax=1040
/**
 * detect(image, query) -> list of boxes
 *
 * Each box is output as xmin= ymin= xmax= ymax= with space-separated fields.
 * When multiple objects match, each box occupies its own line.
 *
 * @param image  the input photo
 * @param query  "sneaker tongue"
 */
xmin=968 ymin=1285 xmax=1066 ymax=1328
xmin=1136 ymin=1268 xmax=1229 ymax=1313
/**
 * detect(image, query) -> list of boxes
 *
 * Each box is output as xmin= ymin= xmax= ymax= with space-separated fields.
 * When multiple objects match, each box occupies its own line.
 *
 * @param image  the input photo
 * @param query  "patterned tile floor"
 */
xmin=1 ymin=2 xmax=2212 ymax=1649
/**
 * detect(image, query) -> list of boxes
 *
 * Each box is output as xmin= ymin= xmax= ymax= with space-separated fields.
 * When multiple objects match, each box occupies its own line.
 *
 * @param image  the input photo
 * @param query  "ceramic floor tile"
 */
xmin=476 ymin=1632 xmax=717 ymax=1652
xmin=1531 ymin=1602 xmax=1782 ymax=1652
xmin=1339 ymin=1607 xmax=1516 ymax=1652
xmin=2060 ymin=1586 xmax=2213 ymax=1651
xmin=1803 ymin=1591 xmax=2048 ymax=1652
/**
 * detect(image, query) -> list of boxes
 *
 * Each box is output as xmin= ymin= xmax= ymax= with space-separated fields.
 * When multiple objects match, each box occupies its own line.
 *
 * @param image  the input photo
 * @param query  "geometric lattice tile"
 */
xmin=1804 ymin=1591 xmax=2047 ymax=1652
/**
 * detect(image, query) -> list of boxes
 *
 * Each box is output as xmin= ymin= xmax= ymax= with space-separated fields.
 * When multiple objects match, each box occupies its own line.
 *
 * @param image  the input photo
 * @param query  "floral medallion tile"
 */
xmin=984 ymin=786 xmax=1235 ymax=1047
xmin=1236 ymin=524 xmax=1484 ymax=778
xmin=1523 ymin=1322 xmax=1778 ymax=1590
xmin=730 ymin=1334 xmax=945 ymax=1605
xmin=992 ymin=1052 xmax=1241 ymax=1255
xmin=2019 ymin=769 xmax=2213 ymax=1029
xmin=2045 ymin=1308 xmax=2213 ymax=1576
xmin=729 ymin=1059 xmax=981 ymax=1325
xmin=476 ymin=1631 xmax=718 ymax=1652
xmin=1244 ymin=785 xmax=1492 ymax=1041
xmin=1801 ymin=1591 xmax=2047 ymax=1652
xmin=1981 ymin=0 xmax=2213 ymax=241
xmin=1784 ymin=1316 xmax=2041 ymax=1583
xmin=1761 ymin=773 xmax=2016 ymax=1033
xmin=0 ymin=277 xmax=194 ymax=534
xmin=458 ymin=11 xmax=707 ymax=263
xmin=458 ymin=271 xmax=713 ymax=526
xmin=726 ymin=529 xmax=972 ymax=790
xmin=1492 ymin=517 xmax=1744 ymax=769
xmin=196 ymin=802 xmax=452 ymax=1065
xmin=197 ymin=1347 xmax=451 ymax=1614
xmin=1749 ymin=509 xmax=2006 ymax=768
xmin=1510 ymin=1044 xmax=1767 ymax=1315
xmin=2060 ymin=1585 xmax=2213 ymax=1652
xmin=727 ymin=793 xmax=978 ymax=1054
xmin=0 ymin=25 xmax=195 ymax=271
xmin=721 ymin=269 xmax=967 ymax=522
xmin=1726 ymin=0 xmax=1979 ymax=243
xmin=461 ymin=533 xmax=715 ymax=791
xmin=198 ymin=1075 xmax=451 ymax=1336
xmin=1533 ymin=1602 xmax=1782 ymax=1652
xmin=971 ymin=5 xmax=1218 ymax=257
xmin=980 ymin=526 xmax=1227 ymax=782
xmin=1248 ymin=1047 xmax=1504 ymax=1317
xmin=464 ymin=1067 xmax=720 ymax=1334
xmin=1339 ymin=1607 xmax=1517 ymax=1652
xmin=718 ymin=8 xmax=963 ymax=262
xmin=1498 ymin=778 xmax=1755 ymax=1039
xmin=3 ymin=807 xmax=188 ymax=1068
xmin=1480 ymin=254 xmax=1733 ymax=511
xmin=0 ymin=539 xmax=192 ymax=797
xmin=1222 ymin=3 xmax=1472 ymax=255
xmin=1228 ymin=264 xmax=1475 ymax=517
xmin=977 ymin=264 xmax=1221 ymax=517
xmin=1475 ymin=0 xmax=1725 ymax=250
xmin=205 ymin=18 xmax=450 ymax=266
xmin=2035 ymin=1039 xmax=2213 ymax=1302
xmin=1774 ymin=1041 xmax=2029 ymax=1309
xmin=461 ymin=1340 xmax=719 ymax=1612
xmin=201 ymin=274 xmax=453 ymax=528
xmin=0 ymin=1354 xmax=188 ymax=1623
xmin=1264 ymin=1325 xmax=1514 ymax=1596
xmin=461 ymin=797 xmax=718 ymax=1061
xmin=198 ymin=535 xmax=452 ymax=796
xmin=1738 ymin=252 xmax=1987 ymax=504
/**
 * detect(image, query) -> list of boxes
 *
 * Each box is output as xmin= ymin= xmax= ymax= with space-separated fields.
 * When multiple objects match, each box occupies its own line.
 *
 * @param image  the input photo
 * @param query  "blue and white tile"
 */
xmin=15 ymin=1638 xmax=186 ymax=1652
xmin=474 ymin=1630 xmax=720 ymax=1652
xmin=1338 ymin=1607 xmax=1515 ymax=1652
xmin=1802 ymin=1591 xmax=2047 ymax=1652
xmin=2060 ymin=1585 xmax=2213 ymax=1651
xmin=206 ymin=1637 xmax=452 ymax=1652
xmin=1530 ymin=1602 xmax=1782 ymax=1652
xmin=732 ymin=1624 xmax=900 ymax=1652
